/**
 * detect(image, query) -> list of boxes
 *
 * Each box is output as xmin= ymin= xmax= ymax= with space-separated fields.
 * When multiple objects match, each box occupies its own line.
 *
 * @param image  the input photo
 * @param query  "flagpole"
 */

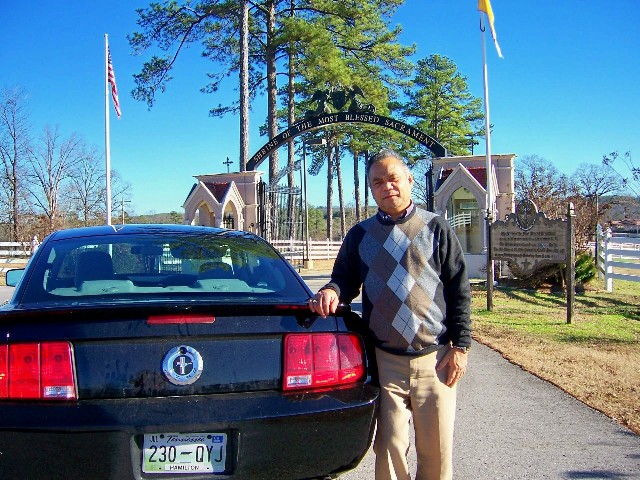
xmin=481 ymin=18 xmax=493 ymax=220
xmin=480 ymin=14 xmax=494 ymax=310
xmin=104 ymin=34 xmax=112 ymax=225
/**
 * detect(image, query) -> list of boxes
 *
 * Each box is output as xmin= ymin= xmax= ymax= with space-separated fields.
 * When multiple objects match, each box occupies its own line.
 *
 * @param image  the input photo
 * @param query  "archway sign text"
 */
xmin=246 ymin=112 xmax=447 ymax=170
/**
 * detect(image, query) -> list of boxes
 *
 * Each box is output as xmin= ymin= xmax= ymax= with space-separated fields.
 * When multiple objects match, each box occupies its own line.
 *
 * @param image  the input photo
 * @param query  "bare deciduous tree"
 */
xmin=65 ymin=144 xmax=106 ymax=226
xmin=515 ymin=154 xmax=569 ymax=218
xmin=0 ymin=87 xmax=32 ymax=241
xmin=28 ymin=126 xmax=83 ymax=234
xmin=571 ymin=163 xmax=620 ymax=199
xmin=602 ymin=150 xmax=639 ymax=198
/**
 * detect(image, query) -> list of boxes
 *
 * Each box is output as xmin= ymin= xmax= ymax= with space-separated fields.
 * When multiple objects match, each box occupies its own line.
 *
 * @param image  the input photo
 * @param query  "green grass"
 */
xmin=471 ymin=280 xmax=640 ymax=346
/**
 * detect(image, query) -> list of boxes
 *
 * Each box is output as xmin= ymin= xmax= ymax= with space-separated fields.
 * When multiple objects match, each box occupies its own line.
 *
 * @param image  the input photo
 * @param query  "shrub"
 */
xmin=575 ymin=252 xmax=597 ymax=284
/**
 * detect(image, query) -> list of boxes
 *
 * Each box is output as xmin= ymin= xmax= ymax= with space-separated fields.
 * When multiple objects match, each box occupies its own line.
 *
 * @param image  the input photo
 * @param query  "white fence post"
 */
xmin=596 ymin=225 xmax=603 ymax=280
xmin=604 ymin=228 xmax=613 ymax=292
xmin=594 ymin=226 xmax=640 ymax=292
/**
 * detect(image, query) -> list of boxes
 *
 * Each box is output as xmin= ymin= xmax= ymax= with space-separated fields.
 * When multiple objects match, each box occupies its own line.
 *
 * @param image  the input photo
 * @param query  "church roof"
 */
xmin=202 ymin=182 xmax=231 ymax=202
xmin=436 ymin=166 xmax=487 ymax=190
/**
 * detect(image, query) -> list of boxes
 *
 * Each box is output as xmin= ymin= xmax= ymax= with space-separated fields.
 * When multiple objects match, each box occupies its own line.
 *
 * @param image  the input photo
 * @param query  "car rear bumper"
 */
xmin=0 ymin=384 xmax=378 ymax=480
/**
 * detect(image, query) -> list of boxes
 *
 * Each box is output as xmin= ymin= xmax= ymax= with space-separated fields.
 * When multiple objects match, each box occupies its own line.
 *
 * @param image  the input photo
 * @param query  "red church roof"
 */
xmin=203 ymin=182 xmax=231 ymax=202
xmin=436 ymin=166 xmax=487 ymax=190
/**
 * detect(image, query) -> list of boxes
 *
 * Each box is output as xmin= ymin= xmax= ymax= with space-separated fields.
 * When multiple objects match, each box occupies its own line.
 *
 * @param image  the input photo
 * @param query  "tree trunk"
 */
xmin=336 ymin=145 xmax=346 ymax=239
xmin=11 ymin=163 xmax=19 ymax=241
xmin=364 ymin=150 xmax=370 ymax=218
xmin=239 ymin=0 xmax=249 ymax=171
xmin=353 ymin=149 xmax=361 ymax=223
xmin=286 ymin=0 xmax=296 ymax=239
xmin=326 ymin=146 xmax=333 ymax=241
xmin=265 ymin=0 xmax=278 ymax=183
xmin=263 ymin=0 xmax=279 ymax=240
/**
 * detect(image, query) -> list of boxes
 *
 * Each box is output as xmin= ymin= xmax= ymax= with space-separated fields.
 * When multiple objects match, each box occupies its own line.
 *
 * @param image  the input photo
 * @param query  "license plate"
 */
xmin=143 ymin=433 xmax=227 ymax=474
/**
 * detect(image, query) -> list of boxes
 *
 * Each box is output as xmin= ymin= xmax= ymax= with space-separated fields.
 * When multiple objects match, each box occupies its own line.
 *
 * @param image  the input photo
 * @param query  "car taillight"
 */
xmin=8 ymin=343 xmax=40 ymax=399
xmin=283 ymin=333 xmax=365 ymax=391
xmin=0 ymin=344 xmax=8 ymax=398
xmin=0 ymin=342 xmax=76 ymax=400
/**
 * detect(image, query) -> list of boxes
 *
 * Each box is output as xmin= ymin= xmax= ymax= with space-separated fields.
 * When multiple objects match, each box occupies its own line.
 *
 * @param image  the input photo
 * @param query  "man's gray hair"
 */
xmin=366 ymin=148 xmax=411 ymax=177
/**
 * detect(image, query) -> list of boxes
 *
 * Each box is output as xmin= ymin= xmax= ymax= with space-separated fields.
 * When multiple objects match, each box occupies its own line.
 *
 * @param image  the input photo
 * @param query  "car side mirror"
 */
xmin=5 ymin=268 xmax=24 ymax=287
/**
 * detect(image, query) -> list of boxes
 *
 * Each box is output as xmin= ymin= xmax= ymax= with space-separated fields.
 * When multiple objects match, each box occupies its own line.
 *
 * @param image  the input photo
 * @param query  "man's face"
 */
xmin=369 ymin=156 xmax=414 ymax=218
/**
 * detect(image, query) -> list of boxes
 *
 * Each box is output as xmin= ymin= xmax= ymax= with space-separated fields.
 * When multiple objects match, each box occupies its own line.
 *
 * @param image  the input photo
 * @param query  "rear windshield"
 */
xmin=19 ymin=231 xmax=309 ymax=305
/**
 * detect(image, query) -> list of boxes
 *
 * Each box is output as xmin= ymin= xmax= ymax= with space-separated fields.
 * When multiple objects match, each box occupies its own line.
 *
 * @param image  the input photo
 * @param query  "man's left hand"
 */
xmin=436 ymin=347 xmax=468 ymax=387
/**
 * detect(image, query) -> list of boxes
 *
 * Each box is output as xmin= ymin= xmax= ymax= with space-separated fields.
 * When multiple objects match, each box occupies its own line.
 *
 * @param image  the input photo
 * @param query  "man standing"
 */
xmin=308 ymin=149 xmax=472 ymax=480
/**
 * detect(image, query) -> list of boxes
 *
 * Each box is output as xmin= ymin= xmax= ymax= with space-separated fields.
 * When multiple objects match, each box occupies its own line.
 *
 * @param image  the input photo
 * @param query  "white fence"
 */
xmin=270 ymin=239 xmax=342 ymax=265
xmin=596 ymin=226 xmax=640 ymax=292
xmin=1 ymin=238 xmax=341 ymax=266
xmin=0 ymin=242 xmax=31 ymax=275
xmin=0 ymin=241 xmax=31 ymax=258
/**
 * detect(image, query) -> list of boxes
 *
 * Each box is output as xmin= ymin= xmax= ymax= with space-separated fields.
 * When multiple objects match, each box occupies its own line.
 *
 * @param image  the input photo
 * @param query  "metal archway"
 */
xmin=246 ymin=112 xmax=447 ymax=171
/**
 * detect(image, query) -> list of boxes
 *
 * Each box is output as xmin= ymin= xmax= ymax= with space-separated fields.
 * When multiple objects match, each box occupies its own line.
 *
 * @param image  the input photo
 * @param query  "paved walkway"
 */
xmin=302 ymin=270 xmax=640 ymax=480
xmin=0 ymin=285 xmax=13 ymax=303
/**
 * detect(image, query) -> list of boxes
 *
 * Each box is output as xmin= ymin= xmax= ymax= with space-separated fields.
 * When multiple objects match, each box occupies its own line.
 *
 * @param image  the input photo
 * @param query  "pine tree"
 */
xmin=403 ymin=54 xmax=485 ymax=157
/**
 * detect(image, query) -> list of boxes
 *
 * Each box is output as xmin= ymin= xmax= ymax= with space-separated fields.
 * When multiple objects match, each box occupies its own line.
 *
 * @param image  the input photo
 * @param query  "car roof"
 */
xmin=46 ymin=224 xmax=253 ymax=242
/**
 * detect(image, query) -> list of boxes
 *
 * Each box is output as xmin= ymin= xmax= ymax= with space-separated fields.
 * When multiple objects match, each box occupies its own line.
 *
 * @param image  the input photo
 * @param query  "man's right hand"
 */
xmin=308 ymin=289 xmax=339 ymax=318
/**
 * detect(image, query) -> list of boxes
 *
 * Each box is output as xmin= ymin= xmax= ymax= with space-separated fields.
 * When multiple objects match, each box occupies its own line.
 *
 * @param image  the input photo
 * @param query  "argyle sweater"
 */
xmin=323 ymin=207 xmax=472 ymax=355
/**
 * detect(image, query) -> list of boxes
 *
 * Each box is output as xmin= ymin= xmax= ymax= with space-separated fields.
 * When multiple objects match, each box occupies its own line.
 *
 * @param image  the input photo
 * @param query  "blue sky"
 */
xmin=1 ymin=0 xmax=639 ymax=215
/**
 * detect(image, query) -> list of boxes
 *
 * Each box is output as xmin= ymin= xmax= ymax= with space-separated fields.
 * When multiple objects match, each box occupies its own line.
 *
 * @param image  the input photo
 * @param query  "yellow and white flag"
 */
xmin=478 ymin=0 xmax=503 ymax=58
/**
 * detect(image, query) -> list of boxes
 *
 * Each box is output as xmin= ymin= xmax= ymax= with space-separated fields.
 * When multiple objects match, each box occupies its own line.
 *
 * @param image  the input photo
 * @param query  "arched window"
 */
xmin=223 ymin=213 xmax=235 ymax=229
xmin=446 ymin=188 xmax=482 ymax=254
xmin=223 ymin=204 xmax=236 ymax=230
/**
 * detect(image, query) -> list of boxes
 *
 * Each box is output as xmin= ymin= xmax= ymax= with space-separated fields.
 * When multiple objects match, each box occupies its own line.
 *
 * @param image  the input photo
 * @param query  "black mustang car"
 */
xmin=0 ymin=224 xmax=378 ymax=479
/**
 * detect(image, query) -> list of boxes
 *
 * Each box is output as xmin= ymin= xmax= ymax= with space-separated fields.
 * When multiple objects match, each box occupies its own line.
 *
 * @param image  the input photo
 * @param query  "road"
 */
xmin=339 ymin=339 xmax=640 ymax=479
xmin=0 ymin=286 xmax=13 ymax=304
xmin=303 ymin=271 xmax=640 ymax=480
xmin=2 ymin=277 xmax=639 ymax=479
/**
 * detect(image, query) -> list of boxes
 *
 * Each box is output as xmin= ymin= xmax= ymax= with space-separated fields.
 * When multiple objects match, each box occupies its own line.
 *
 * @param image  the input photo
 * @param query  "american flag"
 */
xmin=107 ymin=48 xmax=122 ymax=118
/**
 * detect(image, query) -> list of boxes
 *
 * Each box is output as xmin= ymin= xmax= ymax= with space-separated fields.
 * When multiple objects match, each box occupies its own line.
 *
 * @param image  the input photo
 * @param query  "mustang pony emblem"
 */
xmin=162 ymin=345 xmax=204 ymax=385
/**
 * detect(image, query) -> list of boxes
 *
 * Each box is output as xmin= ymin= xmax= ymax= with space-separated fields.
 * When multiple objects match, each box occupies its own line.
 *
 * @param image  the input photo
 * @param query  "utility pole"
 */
xmin=121 ymin=198 xmax=131 ymax=225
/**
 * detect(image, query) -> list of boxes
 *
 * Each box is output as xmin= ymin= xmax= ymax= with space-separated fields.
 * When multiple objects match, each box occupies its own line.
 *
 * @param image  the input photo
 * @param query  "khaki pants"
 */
xmin=373 ymin=347 xmax=457 ymax=480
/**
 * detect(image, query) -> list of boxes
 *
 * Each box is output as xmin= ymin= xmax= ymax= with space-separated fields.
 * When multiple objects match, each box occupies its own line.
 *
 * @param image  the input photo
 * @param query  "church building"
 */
xmin=183 ymin=171 xmax=262 ymax=232
xmin=431 ymin=154 xmax=516 ymax=276
xmin=182 ymin=154 xmax=516 ymax=278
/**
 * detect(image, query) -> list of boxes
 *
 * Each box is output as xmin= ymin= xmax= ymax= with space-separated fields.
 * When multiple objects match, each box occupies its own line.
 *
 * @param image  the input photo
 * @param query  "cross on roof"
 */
xmin=223 ymin=157 xmax=233 ymax=173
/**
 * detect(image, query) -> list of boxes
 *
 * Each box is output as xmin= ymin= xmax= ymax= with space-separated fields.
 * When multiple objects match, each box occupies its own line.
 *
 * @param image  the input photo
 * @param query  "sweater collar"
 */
xmin=377 ymin=201 xmax=415 ymax=223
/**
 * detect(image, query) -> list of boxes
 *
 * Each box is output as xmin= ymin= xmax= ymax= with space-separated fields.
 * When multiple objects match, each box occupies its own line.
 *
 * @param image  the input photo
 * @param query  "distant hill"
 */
xmin=129 ymin=211 xmax=183 ymax=224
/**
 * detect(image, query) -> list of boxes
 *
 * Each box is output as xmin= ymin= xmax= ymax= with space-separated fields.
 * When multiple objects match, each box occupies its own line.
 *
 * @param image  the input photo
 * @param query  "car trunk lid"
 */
xmin=0 ymin=302 xmax=353 ymax=400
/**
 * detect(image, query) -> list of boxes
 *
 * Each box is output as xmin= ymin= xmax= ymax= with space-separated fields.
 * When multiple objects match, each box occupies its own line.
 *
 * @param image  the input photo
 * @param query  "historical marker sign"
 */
xmin=491 ymin=200 xmax=576 ymax=324
xmin=491 ymin=200 xmax=568 ymax=275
